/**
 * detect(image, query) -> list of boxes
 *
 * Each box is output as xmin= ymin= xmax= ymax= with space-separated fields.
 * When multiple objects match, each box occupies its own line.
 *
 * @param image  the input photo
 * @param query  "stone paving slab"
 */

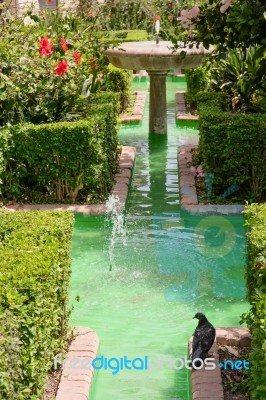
xmin=178 ymin=145 xmax=245 ymax=215
xmin=189 ymin=327 xmax=251 ymax=400
xmin=4 ymin=146 xmax=136 ymax=215
xmin=56 ymin=327 xmax=99 ymax=400
xmin=120 ymin=91 xmax=147 ymax=124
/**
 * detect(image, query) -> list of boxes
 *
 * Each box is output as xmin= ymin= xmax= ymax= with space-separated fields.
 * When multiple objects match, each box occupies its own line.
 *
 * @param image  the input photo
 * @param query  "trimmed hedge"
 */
xmin=104 ymin=29 xmax=148 ymax=42
xmin=196 ymin=91 xmax=227 ymax=112
xmin=184 ymin=66 xmax=210 ymax=110
xmin=244 ymin=204 xmax=266 ymax=399
xmin=0 ymin=211 xmax=73 ymax=399
xmin=89 ymin=91 xmax=120 ymax=116
xmin=104 ymin=65 xmax=132 ymax=113
xmin=0 ymin=128 xmax=9 ymax=193
xmin=0 ymin=95 xmax=120 ymax=202
xmin=197 ymin=92 xmax=266 ymax=200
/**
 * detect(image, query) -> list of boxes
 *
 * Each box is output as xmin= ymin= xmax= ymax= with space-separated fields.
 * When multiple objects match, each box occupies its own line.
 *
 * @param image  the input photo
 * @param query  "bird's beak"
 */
xmin=192 ymin=316 xmax=196 ymax=319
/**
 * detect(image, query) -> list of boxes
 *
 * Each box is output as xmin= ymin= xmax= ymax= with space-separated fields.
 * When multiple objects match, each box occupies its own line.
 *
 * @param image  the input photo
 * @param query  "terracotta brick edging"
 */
xmin=56 ymin=327 xmax=99 ymax=400
xmin=120 ymin=91 xmax=147 ymax=124
xmin=176 ymin=91 xmax=199 ymax=122
xmin=189 ymin=327 xmax=251 ymax=400
xmin=178 ymin=145 xmax=245 ymax=215
xmin=4 ymin=146 xmax=136 ymax=215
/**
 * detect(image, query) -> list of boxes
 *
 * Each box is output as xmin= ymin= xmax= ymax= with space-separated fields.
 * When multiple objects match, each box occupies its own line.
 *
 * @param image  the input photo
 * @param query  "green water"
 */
xmin=70 ymin=76 xmax=248 ymax=400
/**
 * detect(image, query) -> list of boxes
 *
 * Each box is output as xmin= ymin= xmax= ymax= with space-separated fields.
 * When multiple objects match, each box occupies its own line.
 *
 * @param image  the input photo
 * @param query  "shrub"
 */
xmin=104 ymin=29 xmax=148 ymax=42
xmin=0 ymin=128 xmax=10 ymax=193
xmin=0 ymin=8 xmax=119 ymax=126
xmin=185 ymin=66 xmax=209 ymax=95
xmin=209 ymin=46 xmax=266 ymax=112
xmin=1 ymin=113 xmax=119 ymax=203
xmin=197 ymin=92 xmax=266 ymax=200
xmin=243 ymin=204 xmax=266 ymax=400
xmin=89 ymin=91 xmax=120 ymax=115
xmin=0 ymin=210 xmax=73 ymax=399
xmin=184 ymin=66 xmax=210 ymax=111
xmin=196 ymin=91 xmax=227 ymax=112
xmin=104 ymin=65 xmax=132 ymax=113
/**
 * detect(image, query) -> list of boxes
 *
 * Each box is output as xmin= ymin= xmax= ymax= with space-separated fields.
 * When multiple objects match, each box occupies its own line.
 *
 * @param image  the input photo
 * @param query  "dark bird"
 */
xmin=192 ymin=312 xmax=215 ymax=368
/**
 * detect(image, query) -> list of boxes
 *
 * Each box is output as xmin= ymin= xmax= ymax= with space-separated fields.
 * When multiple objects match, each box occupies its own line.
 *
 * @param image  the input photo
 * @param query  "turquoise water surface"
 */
xmin=69 ymin=76 xmax=248 ymax=400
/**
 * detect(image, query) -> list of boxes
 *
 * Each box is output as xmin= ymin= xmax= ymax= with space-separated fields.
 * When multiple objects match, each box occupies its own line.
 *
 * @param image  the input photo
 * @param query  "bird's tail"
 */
xmin=192 ymin=346 xmax=207 ymax=368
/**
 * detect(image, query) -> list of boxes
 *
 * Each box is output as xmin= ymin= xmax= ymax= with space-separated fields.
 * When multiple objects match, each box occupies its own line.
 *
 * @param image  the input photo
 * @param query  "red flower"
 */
xmin=61 ymin=36 xmax=68 ymax=52
xmin=73 ymin=51 xmax=82 ymax=64
xmin=47 ymin=0 xmax=52 ymax=3
xmin=39 ymin=37 xmax=53 ymax=56
xmin=55 ymin=61 xmax=68 ymax=76
xmin=154 ymin=15 xmax=161 ymax=21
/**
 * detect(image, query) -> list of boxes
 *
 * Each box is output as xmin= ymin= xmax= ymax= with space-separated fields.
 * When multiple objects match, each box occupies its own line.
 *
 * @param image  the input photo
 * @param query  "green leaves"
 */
xmin=0 ymin=210 xmax=73 ymax=399
xmin=243 ymin=204 xmax=266 ymax=399
xmin=0 ymin=93 xmax=120 ymax=203
xmin=197 ymin=91 xmax=266 ymax=200
xmin=210 ymin=46 xmax=266 ymax=112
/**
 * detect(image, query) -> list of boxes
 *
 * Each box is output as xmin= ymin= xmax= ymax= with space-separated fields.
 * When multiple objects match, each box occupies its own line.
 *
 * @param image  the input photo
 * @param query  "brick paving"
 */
xmin=4 ymin=146 xmax=136 ymax=215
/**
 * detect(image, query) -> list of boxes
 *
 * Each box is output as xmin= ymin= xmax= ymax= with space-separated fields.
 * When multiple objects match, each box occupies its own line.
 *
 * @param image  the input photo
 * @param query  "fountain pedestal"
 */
xmin=104 ymin=41 xmax=213 ymax=134
xmin=148 ymin=70 xmax=168 ymax=134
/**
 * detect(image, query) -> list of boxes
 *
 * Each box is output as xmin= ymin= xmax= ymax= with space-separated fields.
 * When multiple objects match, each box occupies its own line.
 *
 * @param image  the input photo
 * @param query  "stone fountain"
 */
xmin=104 ymin=40 xmax=213 ymax=134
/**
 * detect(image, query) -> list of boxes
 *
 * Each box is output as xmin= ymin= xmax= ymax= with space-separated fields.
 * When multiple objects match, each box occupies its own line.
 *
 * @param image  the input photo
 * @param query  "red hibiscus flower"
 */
xmin=55 ymin=61 xmax=68 ymax=76
xmin=73 ymin=51 xmax=82 ymax=64
xmin=39 ymin=37 xmax=53 ymax=56
xmin=61 ymin=36 xmax=68 ymax=52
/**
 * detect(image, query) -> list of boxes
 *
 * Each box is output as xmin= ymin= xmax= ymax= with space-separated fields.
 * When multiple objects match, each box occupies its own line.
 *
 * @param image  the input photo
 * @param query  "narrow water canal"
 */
xmin=70 ymin=76 xmax=248 ymax=400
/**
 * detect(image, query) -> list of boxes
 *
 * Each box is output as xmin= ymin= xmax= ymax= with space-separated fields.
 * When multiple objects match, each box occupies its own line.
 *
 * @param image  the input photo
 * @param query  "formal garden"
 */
xmin=0 ymin=1 xmax=265 ymax=399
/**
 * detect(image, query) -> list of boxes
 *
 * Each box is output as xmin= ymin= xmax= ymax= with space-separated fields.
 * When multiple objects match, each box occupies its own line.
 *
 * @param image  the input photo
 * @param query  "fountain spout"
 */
xmin=154 ymin=16 xmax=160 ymax=45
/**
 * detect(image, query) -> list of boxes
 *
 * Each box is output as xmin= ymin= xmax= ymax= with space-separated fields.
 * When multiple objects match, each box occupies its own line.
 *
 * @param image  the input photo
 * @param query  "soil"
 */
xmin=218 ymin=345 xmax=250 ymax=400
xmin=41 ymin=369 xmax=62 ymax=400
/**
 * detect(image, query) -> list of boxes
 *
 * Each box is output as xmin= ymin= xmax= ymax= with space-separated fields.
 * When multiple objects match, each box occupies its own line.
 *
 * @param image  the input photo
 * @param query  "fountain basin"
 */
xmin=104 ymin=41 xmax=213 ymax=134
xmin=104 ymin=41 xmax=213 ymax=71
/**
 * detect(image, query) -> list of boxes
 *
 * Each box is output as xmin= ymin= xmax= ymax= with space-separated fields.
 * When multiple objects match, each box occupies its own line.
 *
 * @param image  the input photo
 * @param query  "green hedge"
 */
xmin=196 ymin=91 xmax=227 ymax=112
xmin=0 ymin=97 xmax=119 ymax=202
xmin=185 ymin=66 xmax=209 ymax=94
xmin=104 ymin=65 xmax=132 ymax=113
xmin=244 ymin=204 xmax=266 ymax=399
xmin=0 ymin=128 xmax=9 ymax=193
xmin=0 ymin=211 xmax=73 ymax=399
xmin=104 ymin=29 xmax=148 ymax=42
xmin=184 ymin=66 xmax=210 ymax=110
xmin=89 ymin=91 xmax=120 ymax=116
xmin=197 ymin=92 xmax=266 ymax=200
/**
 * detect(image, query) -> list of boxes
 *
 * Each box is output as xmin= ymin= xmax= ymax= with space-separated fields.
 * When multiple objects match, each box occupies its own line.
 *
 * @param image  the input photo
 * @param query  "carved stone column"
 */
xmin=147 ymin=70 xmax=168 ymax=134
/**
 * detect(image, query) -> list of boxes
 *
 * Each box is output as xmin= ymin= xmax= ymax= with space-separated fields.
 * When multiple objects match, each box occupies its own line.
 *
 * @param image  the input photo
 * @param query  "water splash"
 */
xmin=106 ymin=194 xmax=127 ymax=271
